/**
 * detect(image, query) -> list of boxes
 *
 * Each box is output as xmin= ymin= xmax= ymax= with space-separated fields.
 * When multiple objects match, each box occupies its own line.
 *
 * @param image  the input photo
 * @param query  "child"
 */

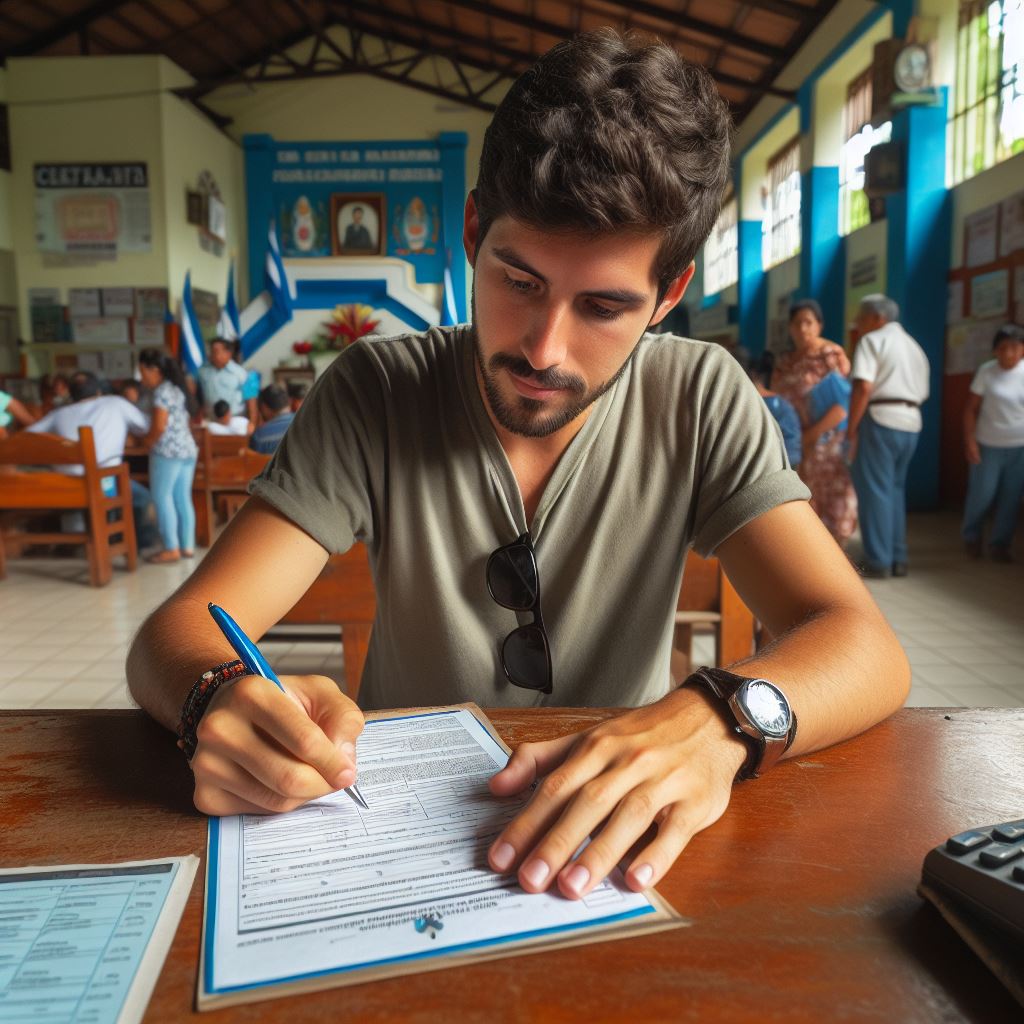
xmin=206 ymin=398 xmax=252 ymax=437
xmin=737 ymin=349 xmax=802 ymax=469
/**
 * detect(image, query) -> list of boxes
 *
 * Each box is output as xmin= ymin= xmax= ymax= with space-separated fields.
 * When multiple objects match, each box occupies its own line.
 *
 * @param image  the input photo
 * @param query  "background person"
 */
xmin=207 ymin=399 xmax=252 ymax=437
xmin=737 ymin=349 xmax=801 ymax=469
xmin=198 ymin=337 xmax=255 ymax=422
xmin=248 ymin=384 xmax=295 ymax=454
xmin=0 ymin=388 xmax=37 ymax=437
xmin=27 ymin=372 xmax=156 ymax=549
xmin=961 ymin=323 xmax=1024 ymax=563
xmin=847 ymin=294 xmax=930 ymax=579
xmin=771 ymin=299 xmax=857 ymax=545
xmin=287 ymin=380 xmax=309 ymax=412
xmin=137 ymin=348 xmax=199 ymax=564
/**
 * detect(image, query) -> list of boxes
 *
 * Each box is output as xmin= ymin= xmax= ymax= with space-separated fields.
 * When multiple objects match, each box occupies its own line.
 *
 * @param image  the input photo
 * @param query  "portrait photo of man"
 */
xmin=333 ymin=195 xmax=383 ymax=255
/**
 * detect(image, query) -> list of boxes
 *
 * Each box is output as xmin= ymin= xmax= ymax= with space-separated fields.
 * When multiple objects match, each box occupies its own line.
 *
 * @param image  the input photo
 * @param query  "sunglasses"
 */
xmin=485 ymin=532 xmax=553 ymax=694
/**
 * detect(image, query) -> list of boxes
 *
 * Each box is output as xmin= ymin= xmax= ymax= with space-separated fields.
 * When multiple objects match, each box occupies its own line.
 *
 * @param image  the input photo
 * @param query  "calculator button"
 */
xmin=979 ymin=844 xmax=1024 ymax=868
xmin=946 ymin=831 xmax=991 ymax=855
xmin=993 ymin=823 xmax=1024 ymax=843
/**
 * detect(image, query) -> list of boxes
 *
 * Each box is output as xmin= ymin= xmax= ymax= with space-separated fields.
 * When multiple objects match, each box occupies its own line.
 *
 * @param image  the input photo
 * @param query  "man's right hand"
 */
xmin=190 ymin=673 xmax=364 ymax=816
xmin=965 ymin=438 xmax=981 ymax=465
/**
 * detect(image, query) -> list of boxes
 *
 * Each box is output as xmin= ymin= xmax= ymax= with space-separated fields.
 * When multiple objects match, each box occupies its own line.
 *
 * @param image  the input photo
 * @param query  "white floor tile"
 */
xmin=904 ymin=686 xmax=957 ymax=708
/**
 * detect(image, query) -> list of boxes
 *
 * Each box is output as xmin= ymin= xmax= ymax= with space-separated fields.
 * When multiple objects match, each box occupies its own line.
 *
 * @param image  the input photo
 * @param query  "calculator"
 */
xmin=922 ymin=819 xmax=1024 ymax=941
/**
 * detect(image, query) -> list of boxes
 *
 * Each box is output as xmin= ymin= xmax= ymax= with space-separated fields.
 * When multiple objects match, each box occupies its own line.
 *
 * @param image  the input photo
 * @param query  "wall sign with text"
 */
xmin=34 ymin=162 xmax=152 ymax=255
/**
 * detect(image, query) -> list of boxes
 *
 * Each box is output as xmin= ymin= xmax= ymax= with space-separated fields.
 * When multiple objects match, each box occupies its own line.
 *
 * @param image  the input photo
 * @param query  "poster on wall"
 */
xmin=963 ymin=204 xmax=999 ymax=268
xmin=999 ymin=191 xmax=1024 ymax=257
xmin=34 ymin=163 xmax=152 ymax=255
xmin=1015 ymin=265 xmax=1024 ymax=323
xmin=945 ymin=318 xmax=1003 ymax=375
xmin=947 ymin=280 xmax=964 ymax=323
xmin=969 ymin=269 xmax=1009 ymax=319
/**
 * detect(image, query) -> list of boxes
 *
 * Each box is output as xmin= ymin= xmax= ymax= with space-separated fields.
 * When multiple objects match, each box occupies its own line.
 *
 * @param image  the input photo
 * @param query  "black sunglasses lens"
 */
xmin=502 ymin=624 xmax=552 ymax=693
xmin=486 ymin=543 xmax=538 ymax=610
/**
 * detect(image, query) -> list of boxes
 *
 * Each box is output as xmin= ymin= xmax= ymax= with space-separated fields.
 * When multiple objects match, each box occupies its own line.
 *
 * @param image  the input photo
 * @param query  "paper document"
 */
xmin=200 ymin=705 xmax=682 ymax=1007
xmin=0 ymin=855 xmax=198 ymax=1024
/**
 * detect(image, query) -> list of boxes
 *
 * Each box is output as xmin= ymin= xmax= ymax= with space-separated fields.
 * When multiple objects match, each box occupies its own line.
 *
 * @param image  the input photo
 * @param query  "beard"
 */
xmin=471 ymin=286 xmax=634 ymax=438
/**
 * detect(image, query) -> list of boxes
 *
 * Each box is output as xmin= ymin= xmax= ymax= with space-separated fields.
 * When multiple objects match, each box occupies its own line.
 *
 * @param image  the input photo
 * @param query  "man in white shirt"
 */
xmin=29 ymin=372 xmax=157 ymax=548
xmin=206 ymin=399 xmax=252 ymax=437
xmin=197 ymin=338 xmax=256 ymax=421
xmin=847 ymin=295 xmax=930 ymax=578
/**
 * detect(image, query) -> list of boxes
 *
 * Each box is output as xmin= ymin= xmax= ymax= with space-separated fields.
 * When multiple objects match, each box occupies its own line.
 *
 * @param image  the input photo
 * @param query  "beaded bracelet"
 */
xmin=177 ymin=659 xmax=247 ymax=761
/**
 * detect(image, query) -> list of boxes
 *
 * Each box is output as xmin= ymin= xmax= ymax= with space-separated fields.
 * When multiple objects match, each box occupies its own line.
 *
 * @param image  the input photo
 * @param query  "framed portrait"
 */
xmin=332 ymin=193 xmax=385 ymax=256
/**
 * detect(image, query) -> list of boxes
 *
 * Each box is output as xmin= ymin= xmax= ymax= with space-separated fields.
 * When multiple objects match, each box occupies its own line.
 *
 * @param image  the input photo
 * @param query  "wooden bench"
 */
xmin=191 ymin=429 xmax=270 ymax=547
xmin=0 ymin=425 xmax=137 ymax=586
xmin=276 ymin=547 xmax=755 ymax=701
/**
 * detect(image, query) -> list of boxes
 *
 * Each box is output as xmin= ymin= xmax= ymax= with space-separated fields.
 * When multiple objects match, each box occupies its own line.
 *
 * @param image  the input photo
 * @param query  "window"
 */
xmin=840 ymin=68 xmax=892 ymax=234
xmin=950 ymin=0 xmax=1024 ymax=184
xmin=703 ymin=196 xmax=738 ymax=295
xmin=761 ymin=137 xmax=801 ymax=269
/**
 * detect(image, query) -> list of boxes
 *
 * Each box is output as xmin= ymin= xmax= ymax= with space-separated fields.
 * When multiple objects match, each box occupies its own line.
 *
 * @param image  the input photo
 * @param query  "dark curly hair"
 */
xmin=473 ymin=29 xmax=733 ymax=301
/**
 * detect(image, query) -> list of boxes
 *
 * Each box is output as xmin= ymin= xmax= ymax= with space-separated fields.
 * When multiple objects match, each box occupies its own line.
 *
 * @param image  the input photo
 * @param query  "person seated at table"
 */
xmin=0 ymin=387 xmax=37 ymax=437
xmin=128 ymin=30 xmax=909 ymax=904
xmin=287 ymin=380 xmax=309 ymax=413
xmin=207 ymin=399 xmax=252 ymax=437
xmin=248 ymin=384 xmax=294 ymax=454
xmin=27 ymin=372 xmax=157 ymax=549
xmin=198 ymin=338 xmax=256 ymax=422
xmin=43 ymin=373 xmax=72 ymax=409
xmin=735 ymin=348 xmax=801 ymax=469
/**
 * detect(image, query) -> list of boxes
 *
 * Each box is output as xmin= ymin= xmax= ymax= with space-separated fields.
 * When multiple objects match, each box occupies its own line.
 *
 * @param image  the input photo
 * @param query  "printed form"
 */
xmin=203 ymin=707 xmax=677 ymax=1002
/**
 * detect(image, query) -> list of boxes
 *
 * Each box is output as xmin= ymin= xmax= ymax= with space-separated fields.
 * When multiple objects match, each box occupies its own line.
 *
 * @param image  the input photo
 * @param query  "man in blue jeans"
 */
xmin=847 ymin=295 xmax=930 ymax=579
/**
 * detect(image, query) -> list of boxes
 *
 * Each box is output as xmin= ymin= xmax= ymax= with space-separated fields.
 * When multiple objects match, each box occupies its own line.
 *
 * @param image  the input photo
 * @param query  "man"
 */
xmin=28 ymin=371 xmax=157 ymax=549
xmin=343 ymin=206 xmax=373 ymax=250
xmin=286 ymin=380 xmax=309 ymax=412
xmin=198 ymin=338 xmax=256 ymax=422
xmin=847 ymin=295 xmax=930 ymax=578
xmin=128 ymin=31 xmax=908 ymax=902
xmin=248 ymin=384 xmax=295 ymax=454
xmin=207 ymin=399 xmax=252 ymax=437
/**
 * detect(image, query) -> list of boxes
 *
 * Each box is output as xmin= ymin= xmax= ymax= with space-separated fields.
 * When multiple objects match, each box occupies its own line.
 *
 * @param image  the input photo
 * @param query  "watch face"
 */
xmin=739 ymin=680 xmax=791 ymax=738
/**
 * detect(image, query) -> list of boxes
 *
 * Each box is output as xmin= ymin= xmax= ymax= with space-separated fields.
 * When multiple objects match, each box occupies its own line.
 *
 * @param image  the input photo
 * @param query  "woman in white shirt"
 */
xmin=962 ymin=324 xmax=1024 ymax=562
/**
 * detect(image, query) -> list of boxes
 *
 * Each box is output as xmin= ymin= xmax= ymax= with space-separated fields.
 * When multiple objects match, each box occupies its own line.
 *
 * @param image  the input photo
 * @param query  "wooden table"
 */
xmin=2 ymin=707 xmax=1022 ymax=1022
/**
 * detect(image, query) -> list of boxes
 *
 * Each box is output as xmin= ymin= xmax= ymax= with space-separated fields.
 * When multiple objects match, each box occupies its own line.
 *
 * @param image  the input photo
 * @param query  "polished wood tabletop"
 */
xmin=2 ymin=707 xmax=1022 ymax=1022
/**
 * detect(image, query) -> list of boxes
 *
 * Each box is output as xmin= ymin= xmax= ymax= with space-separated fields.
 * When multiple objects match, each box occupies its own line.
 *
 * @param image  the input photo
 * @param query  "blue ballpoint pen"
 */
xmin=207 ymin=602 xmax=369 ymax=811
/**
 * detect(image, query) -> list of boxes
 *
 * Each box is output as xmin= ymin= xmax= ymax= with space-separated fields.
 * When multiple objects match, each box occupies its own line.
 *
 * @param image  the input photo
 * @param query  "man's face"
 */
xmin=465 ymin=203 xmax=690 ymax=439
xmin=994 ymin=338 xmax=1024 ymax=371
xmin=210 ymin=342 xmax=231 ymax=369
xmin=352 ymin=209 xmax=363 ymax=224
xmin=854 ymin=309 xmax=886 ymax=339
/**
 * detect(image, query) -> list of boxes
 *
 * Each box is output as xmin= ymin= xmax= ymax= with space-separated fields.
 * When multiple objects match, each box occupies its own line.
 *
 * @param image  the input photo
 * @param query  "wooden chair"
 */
xmin=0 ymin=425 xmax=137 ymax=587
xmin=674 ymin=553 xmax=755 ymax=673
xmin=275 ymin=545 xmax=376 ymax=700
xmin=191 ymin=429 xmax=270 ymax=547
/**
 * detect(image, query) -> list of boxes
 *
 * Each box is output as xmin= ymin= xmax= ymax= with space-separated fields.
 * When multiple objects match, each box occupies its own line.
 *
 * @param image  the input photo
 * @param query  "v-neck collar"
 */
xmin=455 ymin=326 xmax=621 ymax=541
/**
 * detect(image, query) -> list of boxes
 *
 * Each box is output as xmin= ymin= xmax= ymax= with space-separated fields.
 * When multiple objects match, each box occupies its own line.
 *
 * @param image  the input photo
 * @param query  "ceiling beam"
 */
xmin=6 ymin=0 xmax=134 ymax=56
xmin=439 ymin=0 xmax=787 ymax=63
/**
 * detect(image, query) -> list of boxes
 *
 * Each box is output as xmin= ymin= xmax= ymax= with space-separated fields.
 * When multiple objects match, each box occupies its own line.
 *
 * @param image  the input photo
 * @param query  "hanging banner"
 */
xmin=34 ymin=162 xmax=152 ymax=255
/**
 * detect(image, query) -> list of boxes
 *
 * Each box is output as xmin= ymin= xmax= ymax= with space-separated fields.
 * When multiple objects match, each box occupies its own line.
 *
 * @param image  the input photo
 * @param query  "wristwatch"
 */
xmin=684 ymin=667 xmax=797 ymax=781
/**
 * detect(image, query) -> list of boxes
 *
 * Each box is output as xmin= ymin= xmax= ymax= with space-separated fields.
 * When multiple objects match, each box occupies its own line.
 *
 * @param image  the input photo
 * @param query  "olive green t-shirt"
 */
xmin=250 ymin=326 xmax=809 ymax=711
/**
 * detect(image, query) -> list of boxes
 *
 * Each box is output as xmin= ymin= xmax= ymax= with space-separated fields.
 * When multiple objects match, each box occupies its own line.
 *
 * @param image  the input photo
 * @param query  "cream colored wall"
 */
xmin=844 ymin=218 xmax=887 ymax=328
xmin=158 ymin=60 xmax=246 ymax=308
xmin=7 ymin=56 xmax=171 ymax=337
xmin=0 ymin=68 xmax=11 ymax=254
xmin=204 ymin=26 xmax=501 ymax=196
xmin=949 ymin=152 xmax=1024 ymax=269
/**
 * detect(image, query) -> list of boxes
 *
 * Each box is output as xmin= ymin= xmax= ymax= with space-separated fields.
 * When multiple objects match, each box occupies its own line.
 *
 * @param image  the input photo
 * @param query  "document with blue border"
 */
xmin=199 ymin=704 xmax=684 ymax=1008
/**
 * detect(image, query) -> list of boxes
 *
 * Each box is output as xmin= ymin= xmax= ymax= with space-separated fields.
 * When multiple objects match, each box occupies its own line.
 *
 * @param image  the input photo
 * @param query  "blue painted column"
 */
xmin=735 ymin=162 xmax=767 ymax=354
xmin=885 ymin=91 xmax=952 ymax=511
xmin=242 ymin=134 xmax=275 ymax=306
xmin=438 ymin=131 xmax=469 ymax=321
xmin=797 ymin=82 xmax=845 ymax=344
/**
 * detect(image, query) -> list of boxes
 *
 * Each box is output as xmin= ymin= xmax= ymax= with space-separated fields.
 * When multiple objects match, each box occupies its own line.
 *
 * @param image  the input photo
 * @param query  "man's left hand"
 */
xmin=486 ymin=688 xmax=747 ymax=898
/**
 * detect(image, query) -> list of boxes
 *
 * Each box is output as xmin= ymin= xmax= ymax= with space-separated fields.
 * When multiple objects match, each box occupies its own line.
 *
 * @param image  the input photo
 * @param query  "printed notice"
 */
xmin=0 ymin=856 xmax=198 ymax=1024
xmin=200 ymin=706 xmax=682 ymax=1008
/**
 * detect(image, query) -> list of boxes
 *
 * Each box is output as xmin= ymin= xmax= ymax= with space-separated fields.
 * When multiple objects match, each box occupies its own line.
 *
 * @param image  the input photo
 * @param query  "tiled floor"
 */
xmin=0 ymin=510 xmax=1021 ymax=710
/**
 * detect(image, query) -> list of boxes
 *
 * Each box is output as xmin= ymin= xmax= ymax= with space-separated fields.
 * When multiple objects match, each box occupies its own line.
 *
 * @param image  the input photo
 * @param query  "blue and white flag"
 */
xmin=440 ymin=261 xmax=459 ymax=327
xmin=264 ymin=220 xmax=294 ymax=322
xmin=217 ymin=260 xmax=241 ymax=340
xmin=180 ymin=271 xmax=206 ymax=375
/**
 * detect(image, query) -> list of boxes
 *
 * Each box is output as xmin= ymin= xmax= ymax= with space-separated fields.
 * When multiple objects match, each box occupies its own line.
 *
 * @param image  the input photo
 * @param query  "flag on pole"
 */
xmin=217 ymin=260 xmax=240 ymax=340
xmin=264 ymin=220 xmax=294 ymax=323
xmin=180 ymin=271 xmax=206 ymax=375
xmin=440 ymin=250 xmax=459 ymax=327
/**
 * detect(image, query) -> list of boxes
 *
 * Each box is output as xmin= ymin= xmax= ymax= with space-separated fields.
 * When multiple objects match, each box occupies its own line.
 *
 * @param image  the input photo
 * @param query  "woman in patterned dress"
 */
xmin=771 ymin=299 xmax=858 ymax=545
xmin=138 ymin=348 xmax=199 ymax=563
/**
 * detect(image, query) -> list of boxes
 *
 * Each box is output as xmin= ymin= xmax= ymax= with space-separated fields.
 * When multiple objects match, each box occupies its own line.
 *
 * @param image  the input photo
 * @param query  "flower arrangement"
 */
xmin=293 ymin=303 xmax=380 ymax=359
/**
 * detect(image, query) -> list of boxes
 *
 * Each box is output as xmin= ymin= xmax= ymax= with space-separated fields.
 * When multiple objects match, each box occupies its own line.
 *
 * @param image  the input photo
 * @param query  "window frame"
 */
xmin=761 ymin=136 xmax=802 ymax=270
xmin=703 ymin=194 xmax=739 ymax=296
